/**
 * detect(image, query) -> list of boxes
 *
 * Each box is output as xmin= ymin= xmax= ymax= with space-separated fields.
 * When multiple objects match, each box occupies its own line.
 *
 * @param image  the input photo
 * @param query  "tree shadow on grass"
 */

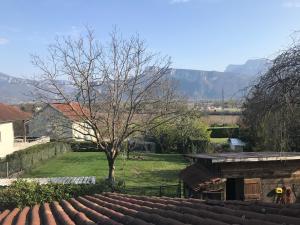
xmin=56 ymin=152 xmax=103 ymax=163
xmin=122 ymin=169 xmax=182 ymax=187
xmin=126 ymin=153 xmax=188 ymax=163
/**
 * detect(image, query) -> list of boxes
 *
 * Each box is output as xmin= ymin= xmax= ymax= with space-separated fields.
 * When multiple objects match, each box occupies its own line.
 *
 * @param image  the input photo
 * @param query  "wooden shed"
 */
xmin=180 ymin=152 xmax=300 ymax=203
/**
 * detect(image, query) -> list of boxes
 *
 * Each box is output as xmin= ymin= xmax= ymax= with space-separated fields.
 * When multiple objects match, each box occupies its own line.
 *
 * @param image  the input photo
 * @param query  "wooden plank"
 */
xmin=244 ymin=178 xmax=262 ymax=201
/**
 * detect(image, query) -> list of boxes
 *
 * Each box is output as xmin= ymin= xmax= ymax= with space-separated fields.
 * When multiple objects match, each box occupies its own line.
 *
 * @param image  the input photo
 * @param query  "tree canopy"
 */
xmin=242 ymin=40 xmax=300 ymax=151
xmin=149 ymin=114 xmax=210 ymax=153
xmin=31 ymin=28 xmax=183 ymax=181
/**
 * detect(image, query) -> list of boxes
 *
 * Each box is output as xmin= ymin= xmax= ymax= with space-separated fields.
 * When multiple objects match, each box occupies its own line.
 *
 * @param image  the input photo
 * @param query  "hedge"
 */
xmin=0 ymin=142 xmax=71 ymax=177
xmin=0 ymin=179 xmax=124 ymax=209
xmin=70 ymin=141 xmax=100 ymax=152
xmin=208 ymin=127 xmax=240 ymax=138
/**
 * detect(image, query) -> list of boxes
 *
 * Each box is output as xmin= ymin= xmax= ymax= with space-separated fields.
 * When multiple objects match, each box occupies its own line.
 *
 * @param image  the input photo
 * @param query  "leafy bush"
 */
xmin=221 ymin=143 xmax=230 ymax=151
xmin=0 ymin=179 xmax=124 ymax=209
xmin=0 ymin=142 xmax=71 ymax=177
xmin=70 ymin=141 xmax=101 ymax=152
xmin=149 ymin=115 xmax=210 ymax=154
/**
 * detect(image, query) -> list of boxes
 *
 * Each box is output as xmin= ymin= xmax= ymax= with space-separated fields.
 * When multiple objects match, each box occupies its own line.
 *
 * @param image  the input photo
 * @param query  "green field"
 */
xmin=23 ymin=152 xmax=188 ymax=187
xmin=210 ymin=138 xmax=229 ymax=144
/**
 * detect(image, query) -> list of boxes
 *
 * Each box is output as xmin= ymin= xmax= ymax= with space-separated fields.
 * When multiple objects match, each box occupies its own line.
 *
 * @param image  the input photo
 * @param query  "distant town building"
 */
xmin=29 ymin=103 xmax=94 ymax=141
xmin=0 ymin=103 xmax=32 ymax=157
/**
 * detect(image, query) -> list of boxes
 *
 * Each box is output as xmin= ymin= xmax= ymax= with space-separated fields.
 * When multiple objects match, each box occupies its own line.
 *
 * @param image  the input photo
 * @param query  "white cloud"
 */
xmin=170 ymin=0 xmax=190 ymax=4
xmin=0 ymin=38 xmax=9 ymax=45
xmin=282 ymin=0 xmax=300 ymax=8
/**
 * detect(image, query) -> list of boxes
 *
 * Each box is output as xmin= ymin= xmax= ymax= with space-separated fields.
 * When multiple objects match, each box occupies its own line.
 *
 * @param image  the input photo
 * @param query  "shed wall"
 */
xmin=215 ymin=160 xmax=300 ymax=178
xmin=260 ymin=175 xmax=300 ymax=203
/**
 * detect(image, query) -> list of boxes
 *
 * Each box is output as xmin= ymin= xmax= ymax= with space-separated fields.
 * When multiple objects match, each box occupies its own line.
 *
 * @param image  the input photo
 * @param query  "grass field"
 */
xmin=23 ymin=152 xmax=188 ymax=187
xmin=202 ymin=115 xmax=240 ymax=125
xmin=210 ymin=138 xmax=229 ymax=144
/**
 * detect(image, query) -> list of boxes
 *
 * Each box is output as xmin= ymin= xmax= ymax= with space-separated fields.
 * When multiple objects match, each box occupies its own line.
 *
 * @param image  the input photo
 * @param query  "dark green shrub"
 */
xmin=208 ymin=127 xmax=239 ymax=138
xmin=0 ymin=179 xmax=124 ymax=209
xmin=70 ymin=141 xmax=100 ymax=152
xmin=221 ymin=143 xmax=230 ymax=151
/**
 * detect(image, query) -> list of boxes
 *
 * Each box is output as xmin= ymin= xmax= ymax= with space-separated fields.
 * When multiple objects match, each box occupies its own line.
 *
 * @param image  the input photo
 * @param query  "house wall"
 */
xmin=72 ymin=122 xmax=95 ymax=141
xmin=13 ymin=120 xmax=27 ymax=137
xmin=0 ymin=122 xmax=14 ymax=157
xmin=28 ymin=106 xmax=73 ymax=140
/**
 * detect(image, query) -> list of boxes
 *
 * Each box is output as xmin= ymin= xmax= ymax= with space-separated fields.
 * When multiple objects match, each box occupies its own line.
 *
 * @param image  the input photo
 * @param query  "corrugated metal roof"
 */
xmin=0 ymin=103 xmax=32 ymax=122
xmin=186 ymin=152 xmax=300 ymax=163
xmin=0 ymin=193 xmax=300 ymax=224
xmin=50 ymin=103 xmax=90 ymax=121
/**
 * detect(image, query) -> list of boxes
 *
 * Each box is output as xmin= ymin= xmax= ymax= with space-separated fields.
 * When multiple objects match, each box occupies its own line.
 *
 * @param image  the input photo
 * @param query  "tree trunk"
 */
xmin=127 ymin=140 xmax=130 ymax=160
xmin=107 ymin=157 xmax=115 ymax=183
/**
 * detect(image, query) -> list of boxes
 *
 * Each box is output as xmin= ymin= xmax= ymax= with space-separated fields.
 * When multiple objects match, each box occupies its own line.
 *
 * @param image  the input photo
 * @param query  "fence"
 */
xmin=0 ymin=142 xmax=71 ymax=178
xmin=122 ymin=184 xmax=181 ymax=198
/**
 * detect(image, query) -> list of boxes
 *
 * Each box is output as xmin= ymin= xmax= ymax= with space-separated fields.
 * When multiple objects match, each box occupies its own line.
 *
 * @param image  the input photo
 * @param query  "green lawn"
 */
xmin=23 ymin=152 xmax=188 ymax=187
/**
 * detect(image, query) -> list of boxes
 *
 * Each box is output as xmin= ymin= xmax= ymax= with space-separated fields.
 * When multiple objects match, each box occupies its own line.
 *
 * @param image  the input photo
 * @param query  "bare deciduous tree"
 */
xmin=31 ymin=29 xmax=183 ymax=182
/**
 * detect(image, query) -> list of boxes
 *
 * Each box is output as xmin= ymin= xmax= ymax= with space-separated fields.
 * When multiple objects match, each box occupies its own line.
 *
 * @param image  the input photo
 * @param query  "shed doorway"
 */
xmin=226 ymin=178 xmax=244 ymax=200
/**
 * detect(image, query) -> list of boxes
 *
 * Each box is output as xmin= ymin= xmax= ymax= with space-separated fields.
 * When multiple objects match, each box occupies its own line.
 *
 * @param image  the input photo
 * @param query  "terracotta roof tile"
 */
xmin=0 ymin=103 xmax=32 ymax=122
xmin=50 ymin=102 xmax=90 ymax=121
xmin=0 ymin=193 xmax=300 ymax=225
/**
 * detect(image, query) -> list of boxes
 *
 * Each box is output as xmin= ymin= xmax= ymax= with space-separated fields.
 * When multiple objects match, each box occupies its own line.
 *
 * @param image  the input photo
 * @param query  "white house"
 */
xmin=0 ymin=103 xmax=32 ymax=157
xmin=0 ymin=122 xmax=14 ymax=157
xmin=29 ymin=103 xmax=95 ymax=141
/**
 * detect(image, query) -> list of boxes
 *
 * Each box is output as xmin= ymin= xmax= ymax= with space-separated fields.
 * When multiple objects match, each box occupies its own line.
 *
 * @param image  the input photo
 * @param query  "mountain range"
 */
xmin=0 ymin=59 xmax=271 ymax=104
xmin=170 ymin=58 xmax=271 ymax=100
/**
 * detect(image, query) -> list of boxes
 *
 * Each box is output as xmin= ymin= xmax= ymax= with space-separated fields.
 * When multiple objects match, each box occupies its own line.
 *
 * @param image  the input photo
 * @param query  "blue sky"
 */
xmin=1 ymin=0 xmax=300 ymax=78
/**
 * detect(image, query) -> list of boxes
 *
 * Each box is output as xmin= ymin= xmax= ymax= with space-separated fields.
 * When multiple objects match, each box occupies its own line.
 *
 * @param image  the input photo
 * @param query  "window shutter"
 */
xmin=244 ymin=178 xmax=262 ymax=201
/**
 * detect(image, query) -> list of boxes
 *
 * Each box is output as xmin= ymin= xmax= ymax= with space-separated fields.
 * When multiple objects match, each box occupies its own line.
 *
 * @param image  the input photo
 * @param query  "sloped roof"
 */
xmin=229 ymin=138 xmax=246 ymax=146
xmin=0 ymin=193 xmax=300 ymax=225
xmin=179 ymin=163 xmax=222 ymax=191
xmin=186 ymin=152 xmax=300 ymax=163
xmin=0 ymin=103 xmax=32 ymax=123
xmin=50 ymin=103 xmax=90 ymax=121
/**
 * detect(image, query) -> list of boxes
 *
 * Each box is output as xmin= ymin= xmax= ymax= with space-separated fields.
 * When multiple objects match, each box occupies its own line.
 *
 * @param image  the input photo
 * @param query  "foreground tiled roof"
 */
xmin=1 ymin=193 xmax=300 ymax=225
xmin=50 ymin=102 xmax=90 ymax=121
xmin=0 ymin=103 xmax=32 ymax=122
